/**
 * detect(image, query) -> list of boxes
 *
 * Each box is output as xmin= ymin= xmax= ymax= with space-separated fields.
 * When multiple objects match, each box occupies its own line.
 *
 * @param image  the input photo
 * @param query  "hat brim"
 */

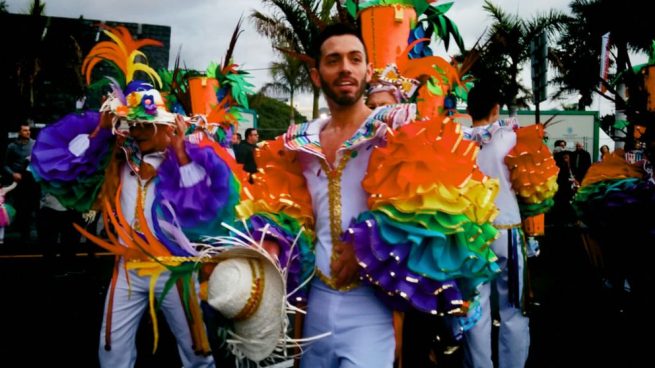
xmin=207 ymin=246 xmax=287 ymax=362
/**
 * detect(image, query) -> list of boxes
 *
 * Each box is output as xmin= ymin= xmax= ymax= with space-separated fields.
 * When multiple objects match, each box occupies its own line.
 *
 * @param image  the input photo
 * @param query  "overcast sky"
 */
xmin=7 ymin=0 xmax=602 ymax=114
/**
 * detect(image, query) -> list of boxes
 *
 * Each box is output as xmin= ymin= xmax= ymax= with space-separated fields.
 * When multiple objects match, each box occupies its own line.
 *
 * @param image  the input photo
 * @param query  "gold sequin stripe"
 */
xmin=233 ymin=258 xmax=265 ymax=321
xmin=133 ymin=177 xmax=155 ymax=233
xmin=127 ymin=256 xmax=224 ymax=264
xmin=494 ymin=223 xmax=522 ymax=230
xmin=316 ymin=152 xmax=360 ymax=291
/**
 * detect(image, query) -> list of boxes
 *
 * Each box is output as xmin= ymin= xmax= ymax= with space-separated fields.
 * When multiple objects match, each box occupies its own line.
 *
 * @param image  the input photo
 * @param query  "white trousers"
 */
xmin=301 ymin=279 xmax=394 ymax=368
xmin=464 ymin=229 xmax=530 ymax=368
xmin=98 ymin=265 xmax=215 ymax=368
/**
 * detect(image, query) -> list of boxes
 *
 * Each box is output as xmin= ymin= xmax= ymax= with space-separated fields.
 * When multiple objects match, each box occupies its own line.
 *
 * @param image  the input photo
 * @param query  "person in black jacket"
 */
xmin=572 ymin=141 xmax=592 ymax=183
xmin=235 ymin=128 xmax=259 ymax=179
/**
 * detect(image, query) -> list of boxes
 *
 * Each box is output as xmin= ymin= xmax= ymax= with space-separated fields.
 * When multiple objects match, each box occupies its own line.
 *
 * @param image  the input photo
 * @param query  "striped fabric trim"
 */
xmin=282 ymin=104 xmax=416 ymax=159
xmin=462 ymin=117 xmax=519 ymax=144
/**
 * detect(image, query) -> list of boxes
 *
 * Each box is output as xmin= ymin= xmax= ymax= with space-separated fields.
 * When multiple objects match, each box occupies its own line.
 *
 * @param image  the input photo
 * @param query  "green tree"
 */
xmin=472 ymin=0 xmax=567 ymax=114
xmin=248 ymin=93 xmax=308 ymax=140
xmin=1 ymin=1 xmax=8 ymax=13
xmin=259 ymin=53 xmax=312 ymax=126
xmin=251 ymin=0 xmax=349 ymax=118
xmin=550 ymin=0 xmax=655 ymax=147
xmin=550 ymin=5 xmax=601 ymax=110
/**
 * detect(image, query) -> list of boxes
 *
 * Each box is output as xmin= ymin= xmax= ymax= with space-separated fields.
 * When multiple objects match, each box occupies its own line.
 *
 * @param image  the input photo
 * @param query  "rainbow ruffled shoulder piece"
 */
xmin=572 ymin=152 xmax=653 ymax=241
xmin=505 ymin=123 xmax=559 ymax=217
xmin=343 ymin=113 xmax=501 ymax=316
xmin=234 ymin=136 xmax=316 ymax=303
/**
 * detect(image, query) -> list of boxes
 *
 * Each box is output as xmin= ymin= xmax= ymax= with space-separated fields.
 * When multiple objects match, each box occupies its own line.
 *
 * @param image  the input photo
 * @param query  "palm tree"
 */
xmin=250 ymin=0 xmax=348 ymax=118
xmin=472 ymin=0 xmax=568 ymax=115
xmin=550 ymin=8 xmax=601 ymax=110
xmin=260 ymin=54 xmax=312 ymax=125
xmin=550 ymin=0 xmax=655 ymax=147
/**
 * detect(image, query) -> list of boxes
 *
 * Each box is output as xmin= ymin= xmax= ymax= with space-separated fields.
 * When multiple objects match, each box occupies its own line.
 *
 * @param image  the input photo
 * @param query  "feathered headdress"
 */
xmin=173 ymin=18 xmax=254 ymax=146
xmin=348 ymin=0 xmax=473 ymax=118
xmin=82 ymin=24 xmax=175 ymax=127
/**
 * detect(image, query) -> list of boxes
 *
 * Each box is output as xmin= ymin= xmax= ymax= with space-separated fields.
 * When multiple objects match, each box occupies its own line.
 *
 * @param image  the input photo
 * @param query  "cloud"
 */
xmin=5 ymin=0 xmax=576 ymax=113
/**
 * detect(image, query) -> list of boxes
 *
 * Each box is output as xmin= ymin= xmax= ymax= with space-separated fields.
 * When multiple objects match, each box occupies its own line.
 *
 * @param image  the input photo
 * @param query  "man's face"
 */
xmin=129 ymin=123 xmax=170 ymax=154
xmin=576 ymin=143 xmax=583 ymax=151
xmin=18 ymin=126 xmax=31 ymax=140
xmin=311 ymin=35 xmax=372 ymax=107
xmin=366 ymin=90 xmax=397 ymax=109
xmin=247 ymin=130 xmax=259 ymax=145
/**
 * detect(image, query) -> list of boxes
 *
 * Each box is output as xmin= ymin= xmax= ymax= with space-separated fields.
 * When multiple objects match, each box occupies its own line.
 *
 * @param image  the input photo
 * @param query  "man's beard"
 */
xmin=319 ymin=73 xmax=367 ymax=106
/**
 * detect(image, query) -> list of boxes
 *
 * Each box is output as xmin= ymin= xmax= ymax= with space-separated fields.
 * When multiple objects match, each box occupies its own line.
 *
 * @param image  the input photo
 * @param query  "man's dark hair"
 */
xmin=244 ymin=128 xmax=257 ymax=140
xmin=554 ymin=140 xmax=566 ymax=148
xmin=313 ymin=23 xmax=366 ymax=68
xmin=467 ymin=82 xmax=502 ymax=121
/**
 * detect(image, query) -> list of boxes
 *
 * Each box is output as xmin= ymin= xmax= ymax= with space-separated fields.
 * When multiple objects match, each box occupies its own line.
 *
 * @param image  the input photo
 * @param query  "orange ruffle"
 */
xmin=580 ymin=149 xmax=645 ymax=187
xmin=505 ymin=124 xmax=559 ymax=204
xmin=235 ymin=137 xmax=315 ymax=232
xmin=362 ymin=116 xmax=499 ymax=225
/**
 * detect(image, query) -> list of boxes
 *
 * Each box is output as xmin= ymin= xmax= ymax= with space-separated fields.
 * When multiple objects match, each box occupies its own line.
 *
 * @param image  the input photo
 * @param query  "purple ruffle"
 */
xmin=248 ymin=215 xmax=307 ymax=299
xmin=344 ymin=217 xmax=464 ymax=315
xmin=156 ymin=142 xmax=233 ymax=228
xmin=31 ymin=112 xmax=112 ymax=182
xmin=604 ymin=179 xmax=655 ymax=241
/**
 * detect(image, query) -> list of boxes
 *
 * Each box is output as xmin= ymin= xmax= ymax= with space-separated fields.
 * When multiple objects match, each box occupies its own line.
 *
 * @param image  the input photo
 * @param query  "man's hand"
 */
xmin=169 ymin=115 xmax=190 ymax=165
xmin=331 ymin=241 xmax=360 ymax=288
xmin=12 ymin=172 xmax=22 ymax=182
xmin=99 ymin=111 xmax=114 ymax=130
xmin=91 ymin=111 xmax=114 ymax=138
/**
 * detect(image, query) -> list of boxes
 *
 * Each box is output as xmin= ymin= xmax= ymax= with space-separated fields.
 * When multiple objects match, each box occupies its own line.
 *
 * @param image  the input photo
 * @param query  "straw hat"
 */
xmin=102 ymin=80 xmax=177 ymax=127
xmin=207 ymin=247 xmax=286 ymax=362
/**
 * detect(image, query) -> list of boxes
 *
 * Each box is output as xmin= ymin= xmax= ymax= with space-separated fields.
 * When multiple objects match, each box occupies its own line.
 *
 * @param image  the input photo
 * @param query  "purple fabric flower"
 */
xmin=156 ymin=142 xmax=234 ymax=228
xmin=31 ymin=111 xmax=112 ymax=182
xmin=141 ymin=94 xmax=157 ymax=115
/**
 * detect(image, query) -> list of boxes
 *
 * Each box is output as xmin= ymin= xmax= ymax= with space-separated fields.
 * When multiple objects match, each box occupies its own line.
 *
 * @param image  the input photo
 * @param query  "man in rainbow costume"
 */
xmin=237 ymin=1 xmax=503 ymax=365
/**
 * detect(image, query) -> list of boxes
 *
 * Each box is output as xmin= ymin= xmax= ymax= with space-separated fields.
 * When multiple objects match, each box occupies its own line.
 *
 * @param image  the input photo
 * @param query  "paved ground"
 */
xmin=0 ymin=224 xmax=643 ymax=367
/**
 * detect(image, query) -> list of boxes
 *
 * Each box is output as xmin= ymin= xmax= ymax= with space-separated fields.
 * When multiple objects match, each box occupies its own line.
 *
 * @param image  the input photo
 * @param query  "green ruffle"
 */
xmin=370 ymin=209 xmax=499 ymax=282
xmin=519 ymin=198 xmax=554 ymax=217
xmin=32 ymin=154 xmax=110 ymax=213
xmin=376 ymin=204 xmax=498 ymax=258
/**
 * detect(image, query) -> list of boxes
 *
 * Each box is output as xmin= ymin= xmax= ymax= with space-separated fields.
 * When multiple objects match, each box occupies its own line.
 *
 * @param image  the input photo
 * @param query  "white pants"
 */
xmin=98 ymin=265 xmax=215 ymax=368
xmin=464 ymin=228 xmax=530 ymax=368
xmin=301 ymin=279 xmax=394 ymax=368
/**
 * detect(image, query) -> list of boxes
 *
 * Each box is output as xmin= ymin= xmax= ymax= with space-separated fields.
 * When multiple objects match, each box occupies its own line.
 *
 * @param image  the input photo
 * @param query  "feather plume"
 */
xmin=223 ymin=17 xmax=244 ymax=71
